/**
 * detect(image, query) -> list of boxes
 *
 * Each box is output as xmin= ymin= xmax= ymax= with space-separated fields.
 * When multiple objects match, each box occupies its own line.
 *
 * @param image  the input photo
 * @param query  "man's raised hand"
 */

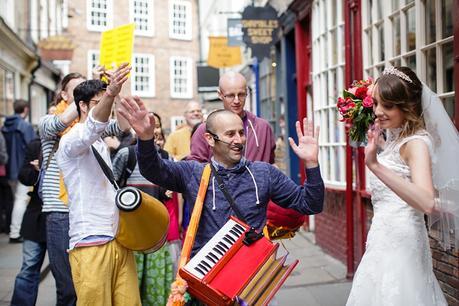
xmin=288 ymin=118 xmax=320 ymax=168
xmin=106 ymin=63 xmax=131 ymax=98
xmin=118 ymin=96 xmax=156 ymax=141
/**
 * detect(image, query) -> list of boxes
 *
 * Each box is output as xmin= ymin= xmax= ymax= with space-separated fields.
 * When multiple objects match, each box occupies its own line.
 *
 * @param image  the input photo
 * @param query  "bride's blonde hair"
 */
xmin=375 ymin=66 xmax=424 ymax=138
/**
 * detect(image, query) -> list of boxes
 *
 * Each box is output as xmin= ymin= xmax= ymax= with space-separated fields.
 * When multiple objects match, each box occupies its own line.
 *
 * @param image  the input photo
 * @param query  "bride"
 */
xmin=346 ymin=66 xmax=458 ymax=305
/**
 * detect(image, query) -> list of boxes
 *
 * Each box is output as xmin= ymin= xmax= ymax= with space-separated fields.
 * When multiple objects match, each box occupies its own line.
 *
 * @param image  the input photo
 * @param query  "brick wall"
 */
xmin=430 ymin=238 xmax=459 ymax=305
xmin=315 ymin=190 xmax=347 ymax=263
xmin=65 ymin=0 xmax=200 ymax=132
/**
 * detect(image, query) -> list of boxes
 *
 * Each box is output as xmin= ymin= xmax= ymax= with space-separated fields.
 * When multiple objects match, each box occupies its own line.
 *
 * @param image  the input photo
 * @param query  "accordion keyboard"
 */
xmin=183 ymin=219 xmax=247 ymax=279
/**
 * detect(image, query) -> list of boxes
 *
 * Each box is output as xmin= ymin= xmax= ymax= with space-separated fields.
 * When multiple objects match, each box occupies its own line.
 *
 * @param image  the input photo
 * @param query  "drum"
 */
xmin=115 ymin=186 xmax=170 ymax=253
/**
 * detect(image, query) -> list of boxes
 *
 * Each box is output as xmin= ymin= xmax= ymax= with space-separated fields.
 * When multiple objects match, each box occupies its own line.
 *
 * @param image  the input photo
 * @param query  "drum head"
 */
xmin=115 ymin=187 xmax=141 ymax=211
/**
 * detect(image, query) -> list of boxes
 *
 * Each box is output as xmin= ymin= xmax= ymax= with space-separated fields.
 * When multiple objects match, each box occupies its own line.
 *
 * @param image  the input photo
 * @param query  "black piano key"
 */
xmin=213 ymin=246 xmax=225 ymax=256
xmin=201 ymin=260 xmax=212 ymax=270
xmin=233 ymin=225 xmax=245 ymax=235
xmin=234 ymin=224 xmax=246 ymax=233
xmin=209 ymin=250 xmax=220 ymax=260
xmin=229 ymin=228 xmax=241 ymax=238
xmin=197 ymin=263 xmax=209 ymax=273
xmin=218 ymin=241 xmax=229 ymax=250
xmin=216 ymin=243 xmax=227 ymax=253
xmin=205 ymin=254 xmax=217 ymax=264
xmin=195 ymin=266 xmax=206 ymax=275
xmin=223 ymin=235 xmax=235 ymax=244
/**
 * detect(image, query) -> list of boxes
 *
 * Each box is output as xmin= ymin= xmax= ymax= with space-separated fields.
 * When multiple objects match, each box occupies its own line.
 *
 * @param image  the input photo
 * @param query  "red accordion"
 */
xmin=179 ymin=217 xmax=298 ymax=305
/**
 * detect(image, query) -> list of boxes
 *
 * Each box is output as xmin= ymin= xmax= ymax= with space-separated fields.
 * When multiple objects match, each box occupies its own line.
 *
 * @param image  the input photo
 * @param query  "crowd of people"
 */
xmin=0 ymin=64 xmax=455 ymax=306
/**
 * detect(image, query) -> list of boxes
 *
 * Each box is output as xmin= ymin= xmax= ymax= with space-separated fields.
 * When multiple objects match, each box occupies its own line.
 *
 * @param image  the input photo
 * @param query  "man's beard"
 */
xmin=187 ymin=118 xmax=202 ymax=127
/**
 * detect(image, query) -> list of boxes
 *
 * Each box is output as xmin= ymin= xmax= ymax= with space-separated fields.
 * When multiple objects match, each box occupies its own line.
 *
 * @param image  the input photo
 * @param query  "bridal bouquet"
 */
xmin=337 ymin=78 xmax=374 ymax=144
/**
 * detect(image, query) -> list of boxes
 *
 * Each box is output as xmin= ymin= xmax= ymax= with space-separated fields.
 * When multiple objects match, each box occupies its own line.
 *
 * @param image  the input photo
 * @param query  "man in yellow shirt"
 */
xmin=164 ymin=101 xmax=203 ymax=161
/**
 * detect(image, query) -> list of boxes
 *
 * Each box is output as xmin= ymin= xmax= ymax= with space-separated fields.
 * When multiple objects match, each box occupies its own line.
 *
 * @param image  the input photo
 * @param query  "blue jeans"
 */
xmin=11 ymin=240 xmax=47 ymax=306
xmin=46 ymin=212 xmax=77 ymax=306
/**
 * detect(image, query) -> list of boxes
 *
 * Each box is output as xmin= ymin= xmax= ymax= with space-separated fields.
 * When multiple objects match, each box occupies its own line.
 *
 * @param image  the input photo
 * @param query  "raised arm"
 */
xmin=92 ymin=63 xmax=130 ymax=123
xmin=365 ymin=126 xmax=435 ymax=214
xmin=118 ymin=96 xmax=192 ymax=192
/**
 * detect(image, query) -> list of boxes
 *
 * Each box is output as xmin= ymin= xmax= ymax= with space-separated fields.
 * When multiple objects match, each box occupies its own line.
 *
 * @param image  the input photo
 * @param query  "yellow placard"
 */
xmin=99 ymin=23 xmax=135 ymax=70
xmin=207 ymin=36 xmax=242 ymax=68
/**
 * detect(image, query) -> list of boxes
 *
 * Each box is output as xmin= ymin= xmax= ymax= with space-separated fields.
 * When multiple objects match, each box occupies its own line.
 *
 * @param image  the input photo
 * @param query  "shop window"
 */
xmin=311 ymin=0 xmax=346 ymax=187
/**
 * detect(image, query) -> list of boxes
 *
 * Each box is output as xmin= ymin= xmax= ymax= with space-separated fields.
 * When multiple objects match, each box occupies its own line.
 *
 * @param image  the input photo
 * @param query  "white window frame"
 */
xmin=129 ymin=0 xmax=154 ymax=37
xmin=169 ymin=56 xmax=193 ymax=99
xmin=86 ymin=0 xmax=113 ymax=32
xmin=87 ymin=50 xmax=100 ymax=79
xmin=362 ymin=0 xmax=455 ymax=190
xmin=132 ymin=53 xmax=156 ymax=97
xmin=168 ymin=0 xmax=192 ymax=40
xmin=311 ymin=0 xmax=346 ymax=188
xmin=62 ymin=0 xmax=69 ymax=29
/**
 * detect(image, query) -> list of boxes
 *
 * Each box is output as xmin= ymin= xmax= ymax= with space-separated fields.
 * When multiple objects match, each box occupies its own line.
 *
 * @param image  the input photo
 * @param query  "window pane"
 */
xmin=368 ymin=0 xmax=373 ymax=25
xmin=331 ymin=30 xmax=337 ymax=65
xmin=442 ymin=0 xmax=453 ymax=38
xmin=392 ymin=14 xmax=401 ymax=55
xmin=425 ymin=47 xmax=437 ymax=91
xmin=405 ymin=54 xmax=416 ymax=71
xmin=376 ymin=0 xmax=383 ymax=20
xmin=390 ymin=58 xmax=401 ymax=67
xmin=441 ymin=96 xmax=455 ymax=120
xmin=366 ymin=29 xmax=373 ymax=63
xmin=406 ymin=6 xmax=416 ymax=51
xmin=425 ymin=0 xmax=436 ymax=44
xmin=442 ymin=41 xmax=454 ymax=92
xmin=391 ymin=0 xmax=399 ymax=12
xmin=331 ymin=0 xmax=337 ymax=26
xmin=377 ymin=23 xmax=385 ymax=61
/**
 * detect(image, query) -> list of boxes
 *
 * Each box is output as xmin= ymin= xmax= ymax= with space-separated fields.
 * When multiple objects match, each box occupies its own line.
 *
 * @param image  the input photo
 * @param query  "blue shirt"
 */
xmin=137 ymin=139 xmax=325 ymax=256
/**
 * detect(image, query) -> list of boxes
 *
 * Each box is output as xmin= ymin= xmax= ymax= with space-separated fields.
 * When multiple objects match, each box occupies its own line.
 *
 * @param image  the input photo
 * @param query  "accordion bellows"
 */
xmin=115 ymin=186 xmax=170 ymax=253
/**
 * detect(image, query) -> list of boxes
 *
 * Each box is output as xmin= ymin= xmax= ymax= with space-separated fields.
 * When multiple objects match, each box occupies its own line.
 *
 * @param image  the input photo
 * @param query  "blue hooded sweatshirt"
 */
xmin=2 ymin=115 xmax=37 ymax=180
xmin=137 ymin=139 xmax=324 ymax=256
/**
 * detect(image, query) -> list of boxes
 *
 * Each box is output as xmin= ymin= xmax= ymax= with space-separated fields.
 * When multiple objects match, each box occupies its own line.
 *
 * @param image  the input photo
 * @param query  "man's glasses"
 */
xmin=222 ymin=92 xmax=248 ymax=102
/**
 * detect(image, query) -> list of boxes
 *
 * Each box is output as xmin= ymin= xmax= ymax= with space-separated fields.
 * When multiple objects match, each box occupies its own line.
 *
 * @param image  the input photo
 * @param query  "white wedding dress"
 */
xmin=346 ymin=129 xmax=447 ymax=306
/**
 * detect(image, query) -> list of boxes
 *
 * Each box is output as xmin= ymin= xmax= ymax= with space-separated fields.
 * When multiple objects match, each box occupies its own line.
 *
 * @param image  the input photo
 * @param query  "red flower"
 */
xmin=355 ymin=87 xmax=368 ymax=99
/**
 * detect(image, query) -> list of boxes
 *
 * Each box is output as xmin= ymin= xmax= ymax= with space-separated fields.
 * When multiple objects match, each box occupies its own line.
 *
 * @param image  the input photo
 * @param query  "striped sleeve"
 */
xmin=39 ymin=115 xmax=67 ymax=140
xmin=101 ymin=120 xmax=122 ymax=138
xmin=112 ymin=147 xmax=129 ymax=181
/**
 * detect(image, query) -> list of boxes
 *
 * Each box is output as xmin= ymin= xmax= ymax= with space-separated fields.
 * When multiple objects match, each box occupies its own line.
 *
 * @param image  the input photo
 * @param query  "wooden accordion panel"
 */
xmin=179 ymin=217 xmax=298 ymax=305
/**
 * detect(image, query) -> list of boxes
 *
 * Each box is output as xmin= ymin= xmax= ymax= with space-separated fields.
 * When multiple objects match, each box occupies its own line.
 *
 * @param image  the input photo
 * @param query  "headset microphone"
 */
xmin=207 ymin=131 xmax=244 ymax=150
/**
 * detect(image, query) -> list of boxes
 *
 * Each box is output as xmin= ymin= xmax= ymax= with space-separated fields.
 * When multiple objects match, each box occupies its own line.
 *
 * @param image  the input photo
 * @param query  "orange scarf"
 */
xmin=55 ymin=100 xmax=78 ymax=136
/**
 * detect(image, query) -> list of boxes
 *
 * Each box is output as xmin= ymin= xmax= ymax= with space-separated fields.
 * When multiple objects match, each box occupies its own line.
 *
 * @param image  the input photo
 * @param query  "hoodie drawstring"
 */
xmin=245 ymin=166 xmax=260 ymax=205
xmin=247 ymin=119 xmax=260 ymax=148
xmin=212 ymin=176 xmax=216 ymax=210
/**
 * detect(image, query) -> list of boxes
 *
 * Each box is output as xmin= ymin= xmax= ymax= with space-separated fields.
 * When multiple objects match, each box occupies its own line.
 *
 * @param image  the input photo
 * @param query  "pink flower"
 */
xmin=363 ymin=96 xmax=373 ymax=108
xmin=366 ymin=84 xmax=374 ymax=97
xmin=347 ymin=87 xmax=357 ymax=95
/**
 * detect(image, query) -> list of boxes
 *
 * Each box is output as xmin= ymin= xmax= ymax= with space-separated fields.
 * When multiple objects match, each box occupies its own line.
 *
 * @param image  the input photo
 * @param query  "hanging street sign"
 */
xmin=241 ymin=4 xmax=279 ymax=60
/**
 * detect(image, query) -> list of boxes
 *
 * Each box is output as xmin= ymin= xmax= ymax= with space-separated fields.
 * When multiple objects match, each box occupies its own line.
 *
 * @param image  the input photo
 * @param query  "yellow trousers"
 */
xmin=69 ymin=239 xmax=141 ymax=306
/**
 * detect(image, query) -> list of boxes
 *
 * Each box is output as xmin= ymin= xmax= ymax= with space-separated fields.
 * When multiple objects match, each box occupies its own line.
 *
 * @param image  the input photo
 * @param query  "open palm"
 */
xmin=288 ymin=118 xmax=320 ymax=168
xmin=118 ymin=96 xmax=156 ymax=140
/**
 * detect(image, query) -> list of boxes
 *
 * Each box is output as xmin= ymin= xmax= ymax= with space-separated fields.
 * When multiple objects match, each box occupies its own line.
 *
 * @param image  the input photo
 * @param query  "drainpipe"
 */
xmin=28 ymin=57 xmax=41 ymax=123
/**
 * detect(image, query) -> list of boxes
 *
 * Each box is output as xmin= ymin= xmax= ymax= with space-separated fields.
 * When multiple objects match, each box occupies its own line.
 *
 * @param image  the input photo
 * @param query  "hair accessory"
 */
xmin=382 ymin=66 xmax=413 ymax=84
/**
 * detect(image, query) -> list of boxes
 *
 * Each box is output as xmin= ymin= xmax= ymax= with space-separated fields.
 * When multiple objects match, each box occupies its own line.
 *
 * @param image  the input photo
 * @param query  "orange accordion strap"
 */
xmin=167 ymin=164 xmax=211 ymax=306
